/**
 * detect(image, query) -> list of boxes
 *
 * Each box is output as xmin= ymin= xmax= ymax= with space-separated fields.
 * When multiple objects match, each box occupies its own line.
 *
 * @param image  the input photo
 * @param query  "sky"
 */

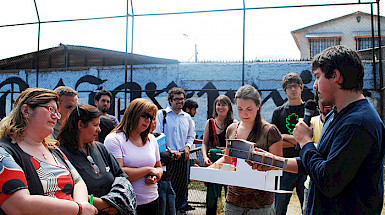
xmin=0 ymin=0 xmax=383 ymax=62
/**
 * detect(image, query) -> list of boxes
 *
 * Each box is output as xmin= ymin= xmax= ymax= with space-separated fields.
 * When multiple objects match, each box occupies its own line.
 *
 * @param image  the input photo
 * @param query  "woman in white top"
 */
xmin=104 ymin=98 xmax=163 ymax=215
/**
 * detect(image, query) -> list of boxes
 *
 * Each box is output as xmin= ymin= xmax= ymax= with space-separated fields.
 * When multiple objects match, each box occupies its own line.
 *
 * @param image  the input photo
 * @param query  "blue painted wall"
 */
xmin=0 ymin=62 xmax=378 ymax=138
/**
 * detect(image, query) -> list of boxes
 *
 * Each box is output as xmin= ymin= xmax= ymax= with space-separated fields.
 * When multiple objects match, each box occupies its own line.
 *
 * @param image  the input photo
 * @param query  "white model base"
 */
xmin=190 ymin=158 xmax=292 ymax=193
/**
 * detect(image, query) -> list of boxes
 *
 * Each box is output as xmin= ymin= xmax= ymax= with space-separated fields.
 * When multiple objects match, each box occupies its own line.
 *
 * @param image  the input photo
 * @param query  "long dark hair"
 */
xmin=57 ymin=104 xmax=101 ymax=152
xmin=212 ymin=95 xmax=234 ymax=130
xmin=234 ymin=85 xmax=263 ymax=142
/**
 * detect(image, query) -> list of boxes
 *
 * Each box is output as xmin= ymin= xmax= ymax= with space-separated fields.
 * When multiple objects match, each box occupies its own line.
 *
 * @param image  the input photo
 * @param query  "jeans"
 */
xmin=224 ymin=201 xmax=275 ymax=215
xmin=158 ymin=180 xmax=176 ymax=215
xmin=275 ymin=172 xmax=306 ymax=215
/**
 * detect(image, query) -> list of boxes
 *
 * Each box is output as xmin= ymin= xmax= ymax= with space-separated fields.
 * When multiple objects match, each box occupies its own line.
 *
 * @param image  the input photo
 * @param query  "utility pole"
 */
xmin=183 ymin=33 xmax=198 ymax=62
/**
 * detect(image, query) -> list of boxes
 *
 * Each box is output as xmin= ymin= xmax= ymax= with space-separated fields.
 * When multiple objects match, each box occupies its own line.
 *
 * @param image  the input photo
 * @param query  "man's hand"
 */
xmin=180 ymin=146 xmax=190 ymax=161
xmin=293 ymin=119 xmax=313 ymax=148
xmin=170 ymin=150 xmax=181 ymax=160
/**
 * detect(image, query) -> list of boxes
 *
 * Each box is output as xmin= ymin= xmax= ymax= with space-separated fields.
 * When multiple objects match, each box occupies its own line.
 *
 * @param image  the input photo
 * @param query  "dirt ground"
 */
xmin=287 ymin=190 xmax=385 ymax=215
xmin=186 ymin=183 xmax=385 ymax=215
xmin=286 ymin=191 xmax=302 ymax=214
xmin=186 ymin=185 xmax=303 ymax=215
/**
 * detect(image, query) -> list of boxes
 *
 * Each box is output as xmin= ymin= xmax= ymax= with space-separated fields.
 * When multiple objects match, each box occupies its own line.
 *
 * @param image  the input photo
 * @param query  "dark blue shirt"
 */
xmin=297 ymin=99 xmax=385 ymax=214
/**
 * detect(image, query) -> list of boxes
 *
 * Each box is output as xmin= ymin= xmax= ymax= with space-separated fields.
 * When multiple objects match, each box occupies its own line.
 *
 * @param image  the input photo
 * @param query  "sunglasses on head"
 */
xmin=141 ymin=112 xmax=154 ymax=121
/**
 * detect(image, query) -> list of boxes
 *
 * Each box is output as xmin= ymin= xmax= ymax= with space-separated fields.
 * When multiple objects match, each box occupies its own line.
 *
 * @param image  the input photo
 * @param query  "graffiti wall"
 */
xmin=0 ymin=62 xmax=378 ymax=137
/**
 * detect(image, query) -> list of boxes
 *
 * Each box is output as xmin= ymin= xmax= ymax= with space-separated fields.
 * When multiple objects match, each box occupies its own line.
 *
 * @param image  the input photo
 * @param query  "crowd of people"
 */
xmin=0 ymin=45 xmax=384 ymax=215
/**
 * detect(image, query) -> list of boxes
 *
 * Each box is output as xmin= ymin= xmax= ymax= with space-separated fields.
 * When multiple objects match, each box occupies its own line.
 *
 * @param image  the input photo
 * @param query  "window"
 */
xmin=356 ymin=37 xmax=382 ymax=50
xmin=309 ymin=38 xmax=340 ymax=58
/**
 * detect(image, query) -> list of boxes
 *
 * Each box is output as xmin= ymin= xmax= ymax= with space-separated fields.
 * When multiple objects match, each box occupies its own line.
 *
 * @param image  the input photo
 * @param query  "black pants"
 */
xmin=168 ymin=158 xmax=189 ymax=210
xmin=136 ymin=198 xmax=159 ymax=215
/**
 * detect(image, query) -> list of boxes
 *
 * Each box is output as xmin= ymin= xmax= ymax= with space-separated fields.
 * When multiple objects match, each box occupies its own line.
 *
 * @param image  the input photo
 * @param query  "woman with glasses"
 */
xmin=212 ymin=85 xmax=283 ymax=215
xmin=104 ymin=98 xmax=163 ymax=215
xmin=58 ymin=104 xmax=136 ymax=215
xmin=0 ymin=88 xmax=97 ymax=215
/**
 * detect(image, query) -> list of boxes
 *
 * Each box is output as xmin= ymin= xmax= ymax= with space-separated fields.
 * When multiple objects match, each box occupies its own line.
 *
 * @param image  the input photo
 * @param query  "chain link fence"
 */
xmin=0 ymin=1 xmax=383 ymax=214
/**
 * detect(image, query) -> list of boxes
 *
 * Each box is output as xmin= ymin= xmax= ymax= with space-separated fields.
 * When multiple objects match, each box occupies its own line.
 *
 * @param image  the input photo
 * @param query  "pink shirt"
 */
xmin=104 ymin=132 xmax=160 ymax=205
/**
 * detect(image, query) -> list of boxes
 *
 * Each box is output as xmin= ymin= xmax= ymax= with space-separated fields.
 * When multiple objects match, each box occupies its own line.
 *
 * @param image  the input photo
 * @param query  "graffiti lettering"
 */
xmin=0 ymin=74 xmax=321 ymax=120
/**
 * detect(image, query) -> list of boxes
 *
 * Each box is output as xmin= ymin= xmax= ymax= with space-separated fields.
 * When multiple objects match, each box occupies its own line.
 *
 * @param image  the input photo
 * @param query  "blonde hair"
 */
xmin=113 ymin=98 xmax=157 ymax=143
xmin=0 ymin=88 xmax=59 ymax=149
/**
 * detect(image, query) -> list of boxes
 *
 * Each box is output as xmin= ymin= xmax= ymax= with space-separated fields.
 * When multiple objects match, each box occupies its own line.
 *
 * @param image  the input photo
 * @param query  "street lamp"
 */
xmin=183 ymin=33 xmax=198 ymax=62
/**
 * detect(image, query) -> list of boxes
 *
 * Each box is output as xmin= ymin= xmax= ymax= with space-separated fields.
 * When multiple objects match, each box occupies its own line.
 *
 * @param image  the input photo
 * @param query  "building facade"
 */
xmin=292 ymin=11 xmax=385 ymax=60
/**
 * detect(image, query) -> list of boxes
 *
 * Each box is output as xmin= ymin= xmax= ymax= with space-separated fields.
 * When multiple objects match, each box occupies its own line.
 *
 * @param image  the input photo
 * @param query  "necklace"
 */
xmin=24 ymin=140 xmax=48 ymax=160
xmin=214 ymin=119 xmax=224 ymax=130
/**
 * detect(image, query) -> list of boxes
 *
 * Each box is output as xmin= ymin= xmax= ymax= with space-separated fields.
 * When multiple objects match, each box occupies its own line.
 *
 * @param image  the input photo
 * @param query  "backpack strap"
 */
xmin=209 ymin=118 xmax=218 ymax=149
xmin=160 ymin=109 xmax=173 ymax=153
xmin=162 ymin=109 xmax=167 ymax=133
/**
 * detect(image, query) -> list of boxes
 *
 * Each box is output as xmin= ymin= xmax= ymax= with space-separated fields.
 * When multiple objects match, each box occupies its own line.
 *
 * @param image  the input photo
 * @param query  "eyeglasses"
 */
xmin=172 ymin=98 xmax=185 ymax=102
xmin=141 ymin=112 xmax=154 ymax=121
xmin=38 ymin=105 xmax=61 ymax=119
xmin=286 ymin=84 xmax=300 ymax=90
xmin=87 ymin=155 xmax=100 ymax=174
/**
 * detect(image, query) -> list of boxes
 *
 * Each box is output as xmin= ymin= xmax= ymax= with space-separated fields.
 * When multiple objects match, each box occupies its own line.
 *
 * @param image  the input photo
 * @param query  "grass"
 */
xmin=189 ymin=181 xmax=207 ymax=191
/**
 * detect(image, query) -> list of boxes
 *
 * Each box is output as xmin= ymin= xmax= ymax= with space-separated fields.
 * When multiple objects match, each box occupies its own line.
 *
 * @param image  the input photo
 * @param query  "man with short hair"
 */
xmin=155 ymin=87 xmax=195 ymax=213
xmin=287 ymin=45 xmax=385 ymax=214
xmin=182 ymin=98 xmax=199 ymax=117
xmin=52 ymin=86 xmax=78 ymax=139
xmin=94 ymin=90 xmax=118 ymax=127
xmin=271 ymin=72 xmax=307 ymax=214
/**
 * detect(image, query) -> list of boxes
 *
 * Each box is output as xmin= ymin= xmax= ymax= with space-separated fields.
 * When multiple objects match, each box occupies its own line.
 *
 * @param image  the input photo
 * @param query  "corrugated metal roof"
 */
xmin=0 ymin=44 xmax=179 ymax=70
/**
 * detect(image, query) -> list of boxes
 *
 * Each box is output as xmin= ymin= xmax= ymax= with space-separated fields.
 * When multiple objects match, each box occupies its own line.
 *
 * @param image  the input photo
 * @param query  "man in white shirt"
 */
xmin=155 ymin=87 xmax=196 ymax=213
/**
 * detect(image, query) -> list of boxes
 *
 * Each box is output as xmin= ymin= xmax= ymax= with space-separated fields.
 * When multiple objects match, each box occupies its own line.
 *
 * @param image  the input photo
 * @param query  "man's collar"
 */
xmin=165 ymin=106 xmax=173 ymax=113
xmin=166 ymin=106 xmax=186 ymax=115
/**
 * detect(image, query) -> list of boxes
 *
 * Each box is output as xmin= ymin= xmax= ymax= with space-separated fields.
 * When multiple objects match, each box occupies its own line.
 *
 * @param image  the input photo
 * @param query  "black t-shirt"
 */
xmin=99 ymin=116 xmax=115 ymax=143
xmin=208 ymin=119 xmax=227 ymax=148
xmin=271 ymin=103 xmax=304 ymax=157
xmin=60 ymin=142 xmax=127 ymax=197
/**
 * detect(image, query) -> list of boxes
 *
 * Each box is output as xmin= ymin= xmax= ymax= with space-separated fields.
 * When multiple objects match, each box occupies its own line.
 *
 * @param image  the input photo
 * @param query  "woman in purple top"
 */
xmin=104 ymin=98 xmax=163 ymax=215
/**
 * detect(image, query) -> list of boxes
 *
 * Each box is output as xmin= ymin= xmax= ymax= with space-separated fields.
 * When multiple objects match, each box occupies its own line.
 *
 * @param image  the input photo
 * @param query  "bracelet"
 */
xmin=75 ymin=202 xmax=83 ymax=215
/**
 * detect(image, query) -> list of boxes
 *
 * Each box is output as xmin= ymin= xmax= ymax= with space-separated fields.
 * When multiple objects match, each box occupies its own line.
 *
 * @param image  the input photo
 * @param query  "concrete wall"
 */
xmin=0 ymin=62 xmax=378 ymax=137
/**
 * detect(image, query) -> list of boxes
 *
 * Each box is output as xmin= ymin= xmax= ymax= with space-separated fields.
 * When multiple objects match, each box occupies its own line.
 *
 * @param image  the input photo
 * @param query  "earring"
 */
xmin=25 ymin=113 xmax=29 ymax=116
